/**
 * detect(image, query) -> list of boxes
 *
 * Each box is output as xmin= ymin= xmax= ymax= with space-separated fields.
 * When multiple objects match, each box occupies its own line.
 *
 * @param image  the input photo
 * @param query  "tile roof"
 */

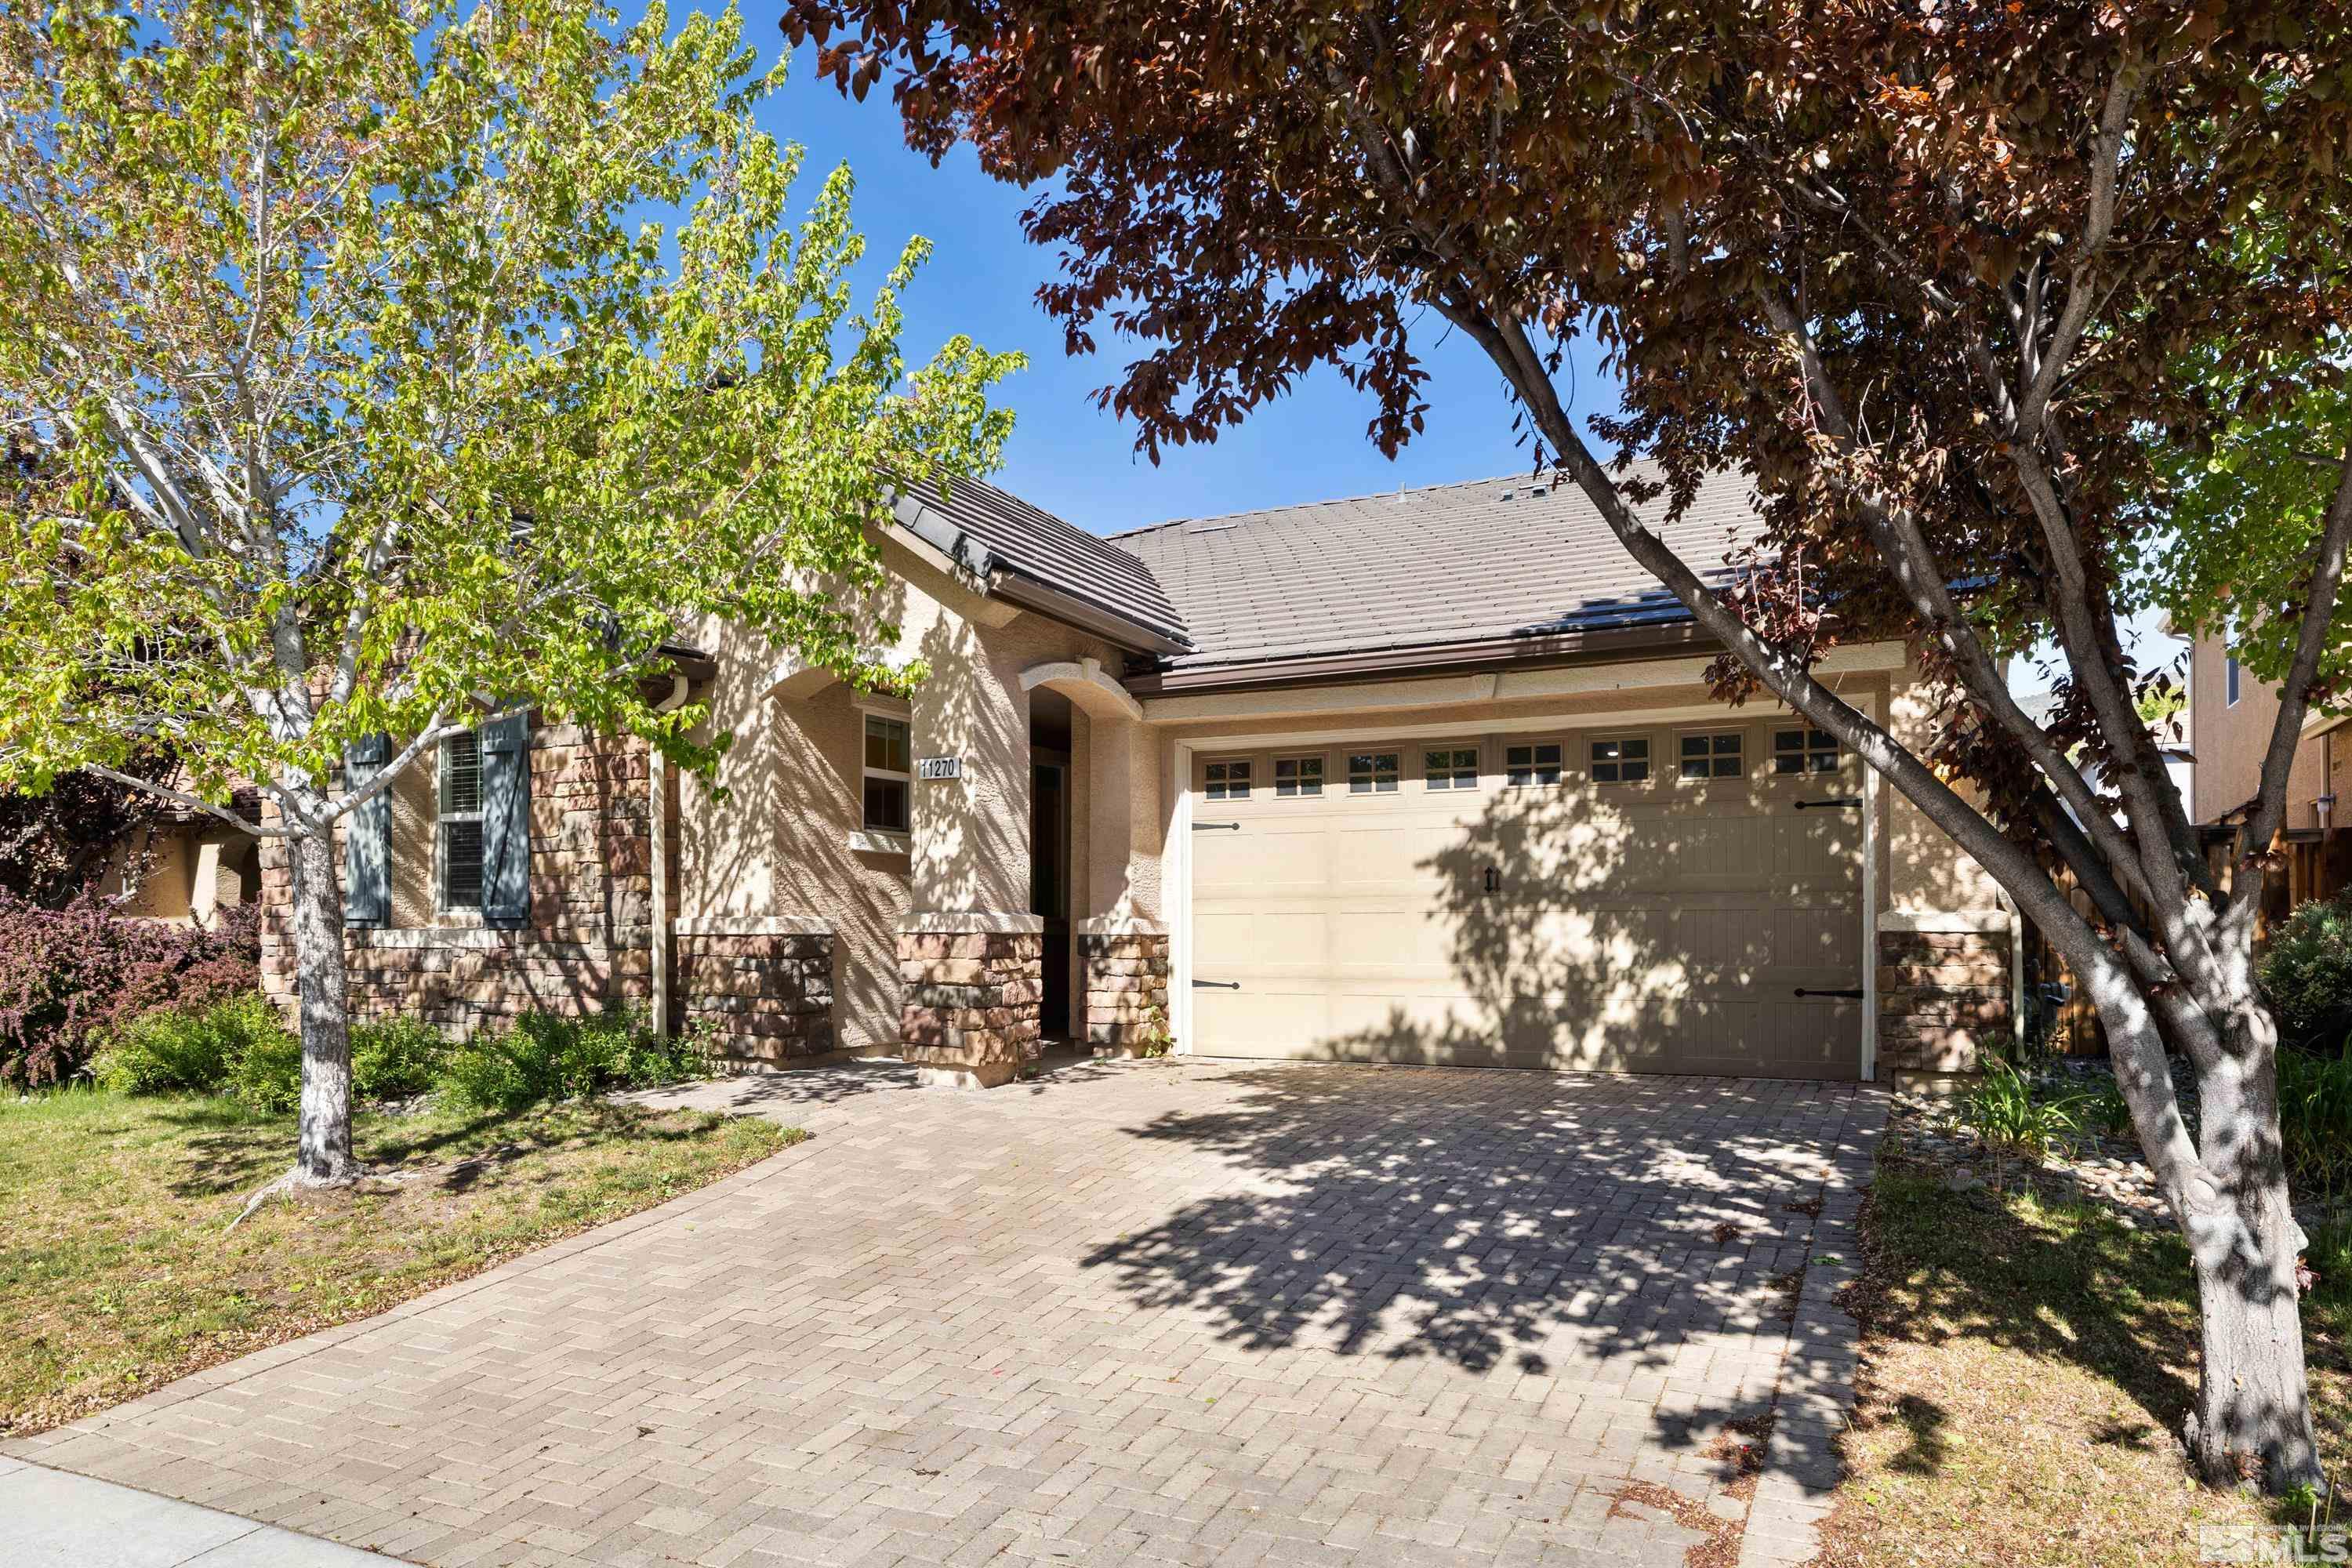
xmin=895 ymin=474 xmax=1192 ymax=650
xmin=1109 ymin=466 xmax=1762 ymax=670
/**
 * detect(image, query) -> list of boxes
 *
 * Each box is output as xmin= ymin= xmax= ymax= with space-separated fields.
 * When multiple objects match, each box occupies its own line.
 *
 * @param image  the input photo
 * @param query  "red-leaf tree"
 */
xmin=783 ymin=0 xmax=2352 ymax=1489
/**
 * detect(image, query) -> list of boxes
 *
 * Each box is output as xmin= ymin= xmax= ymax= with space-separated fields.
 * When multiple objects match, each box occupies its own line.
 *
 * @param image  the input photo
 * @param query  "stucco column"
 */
xmin=898 ymin=632 xmax=1044 ymax=1087
xmin=1078 ymin=710 xmax=1171 ymax=1055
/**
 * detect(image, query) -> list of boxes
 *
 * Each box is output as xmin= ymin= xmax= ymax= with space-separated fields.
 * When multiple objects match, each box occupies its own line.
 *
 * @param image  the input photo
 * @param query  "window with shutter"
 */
xmin=343 ymin=733 xmax=390 ymax=926
xmin=479 ymin=711 xmax=531 ymax=927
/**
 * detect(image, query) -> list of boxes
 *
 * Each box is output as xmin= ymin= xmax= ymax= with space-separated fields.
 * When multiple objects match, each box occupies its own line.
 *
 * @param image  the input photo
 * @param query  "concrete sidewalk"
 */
xmin=0 ymin=1455 xmax=401 ymax=1567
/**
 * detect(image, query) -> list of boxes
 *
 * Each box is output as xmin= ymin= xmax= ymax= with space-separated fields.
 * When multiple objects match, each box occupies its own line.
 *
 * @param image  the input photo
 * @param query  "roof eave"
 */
xmin=1124 ymin=619 xmax=1715 ymax=695
xmin=887 ymin=492 xmax=1192 ymax=657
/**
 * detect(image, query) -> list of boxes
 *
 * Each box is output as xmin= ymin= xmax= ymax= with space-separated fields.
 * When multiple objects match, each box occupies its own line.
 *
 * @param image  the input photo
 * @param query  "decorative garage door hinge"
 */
xmin=1793 ymin=797 xmax=1864 ymax=811
xmin=1192 ymin=820 xmax=1241 ymax=830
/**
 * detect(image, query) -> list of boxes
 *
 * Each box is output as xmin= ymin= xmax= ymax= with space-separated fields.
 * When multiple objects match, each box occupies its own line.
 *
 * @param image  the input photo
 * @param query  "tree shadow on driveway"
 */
xmin=1080 ymin=1061 xmax=1864 ymax=1424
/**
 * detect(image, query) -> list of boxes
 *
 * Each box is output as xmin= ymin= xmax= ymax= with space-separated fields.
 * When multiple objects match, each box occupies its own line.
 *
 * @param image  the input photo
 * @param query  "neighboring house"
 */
xmin=2188 ymin=627 xmax=2350 ymax=909
xmin=257 ymin=470 xmax=2018 ymax=1088
xmin=99 ymin=779 xmax=262 ymax=927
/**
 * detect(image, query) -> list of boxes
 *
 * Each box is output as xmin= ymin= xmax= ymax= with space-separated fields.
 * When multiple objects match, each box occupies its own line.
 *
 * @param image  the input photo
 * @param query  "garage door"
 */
xmin=1186 ymin=725 xmax=1865 ymax=1079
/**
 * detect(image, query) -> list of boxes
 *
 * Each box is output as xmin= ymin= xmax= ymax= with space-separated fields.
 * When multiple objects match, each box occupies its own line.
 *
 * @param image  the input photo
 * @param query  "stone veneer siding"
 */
xmin=1877 ymin=929 xmax=2010 ymax=1078
xmin=258 ymin=722 xmax=655 ymax=1034
xmin=897 ymin=927 xmax=1043 ymax=1086
xmin=677 ymin=931 xmax=836 ymax=1060
xmin=1082 ymin=931 xmax=1171 ymax=1055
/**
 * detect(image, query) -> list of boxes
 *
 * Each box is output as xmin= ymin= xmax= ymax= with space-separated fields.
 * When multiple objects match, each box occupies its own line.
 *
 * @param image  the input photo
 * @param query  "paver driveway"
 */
xmin=9 ymin=1058 xmax=1883 ymax=1568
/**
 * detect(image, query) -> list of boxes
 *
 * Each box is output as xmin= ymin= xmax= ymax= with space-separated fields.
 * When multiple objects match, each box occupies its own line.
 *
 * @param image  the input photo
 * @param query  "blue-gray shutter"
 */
xmin=343 ymin=732 xmax=390 ymax=927
xmin=479 ymin=710 xmax=532 ymax=929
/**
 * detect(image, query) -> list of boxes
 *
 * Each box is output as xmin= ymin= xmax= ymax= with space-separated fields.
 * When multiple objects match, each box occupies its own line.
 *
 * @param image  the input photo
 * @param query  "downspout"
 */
xmin=649 ymin=675 xmax=689 ymax=1038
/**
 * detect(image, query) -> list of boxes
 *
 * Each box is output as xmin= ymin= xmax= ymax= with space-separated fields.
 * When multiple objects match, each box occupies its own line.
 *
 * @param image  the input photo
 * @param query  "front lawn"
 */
xmin=0 ymin=1088 xmax=797 ymax=1438
xmin=1813 ymin=1148 xmax=2352 ymax=1567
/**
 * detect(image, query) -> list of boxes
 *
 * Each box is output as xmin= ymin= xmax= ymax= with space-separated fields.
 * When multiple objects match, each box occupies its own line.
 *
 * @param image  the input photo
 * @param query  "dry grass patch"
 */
xmin=0 ymin=1087 xmax=798 ymax=1437
xmin=1813 ymin=1157 xmax=2352 ymax=1568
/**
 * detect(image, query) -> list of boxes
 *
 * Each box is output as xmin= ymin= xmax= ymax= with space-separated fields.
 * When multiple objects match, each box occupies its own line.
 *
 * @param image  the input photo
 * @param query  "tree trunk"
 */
xmin=2183 ymin=1042 xmax=2321 ymax=1490
xmin=285 ymin=825 xmax=360 ymax=1185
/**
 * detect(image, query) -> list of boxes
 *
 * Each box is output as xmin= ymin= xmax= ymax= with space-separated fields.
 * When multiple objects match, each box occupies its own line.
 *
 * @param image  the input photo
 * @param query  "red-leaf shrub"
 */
xmin=0 ymin=891 xmax=261 ymax=1087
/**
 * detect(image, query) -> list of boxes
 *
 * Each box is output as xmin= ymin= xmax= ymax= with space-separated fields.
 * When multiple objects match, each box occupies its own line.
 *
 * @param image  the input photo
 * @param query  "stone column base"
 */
xmin=898 ymin=917 xmax=1043 ymax=1087
xmin=1082 ymin=927 xmax=1172 ymax=1056
xmin=677 ymin=922 xmax=836 ymax=1062
xmin=1878 ymin=927 xmax=2009 ymax=1079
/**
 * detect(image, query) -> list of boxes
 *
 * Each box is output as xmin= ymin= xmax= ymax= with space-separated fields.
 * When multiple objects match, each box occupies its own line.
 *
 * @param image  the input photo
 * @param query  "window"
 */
xmin=437 ymin=731 xmax=485 ymax=911
xmin=1348 ymin=750 xmax=1400 ymax=793
xmin=2227 ymin=654 xmax=2241 ymax=706
xmin=862 ymin=714 xmax=911 ymax=833
xmin=1424 ymin=746 xmax=1479 ymax=789
xmin=1773 ymin=728 xmax=1841 ymax=775
xmin=1273 ymin=756 xmax=1323 ymax=798
xmin=1204 ymin=758 xmax=1252 ymax=800
xmin=1679 ymin=731 xmax=1744 ymax=780
xmin=1588 ymin=736 xmax=1649 ymax=784
xmin=1506 ymin=741 xmax=1563 ymax=787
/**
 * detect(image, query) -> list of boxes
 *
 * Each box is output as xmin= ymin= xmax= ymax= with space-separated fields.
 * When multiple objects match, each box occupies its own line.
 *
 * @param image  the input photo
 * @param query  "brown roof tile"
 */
xmin=1109 ymin=466 xmax=1762 ymax=670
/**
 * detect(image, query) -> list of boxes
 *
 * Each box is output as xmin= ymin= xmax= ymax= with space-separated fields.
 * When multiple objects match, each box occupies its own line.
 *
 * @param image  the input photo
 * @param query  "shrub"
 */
xmin=2260 ymin=895 xmax=2352 ymax=1049
xmin=0 ymin=891 xmax=260 ymax=1086
xmin=93 ymin=993 xmax=290 ymax=1098
xmin=227 ymin=1022 xmax=305 ymax=1113
xmin=2277 ymin=1042 xmax=2352 ymax=1202
xmin=352 ymin=1015 xmax=448 ymax=1102
xmin=437 ymin=1010 xmax=707 ymax=1113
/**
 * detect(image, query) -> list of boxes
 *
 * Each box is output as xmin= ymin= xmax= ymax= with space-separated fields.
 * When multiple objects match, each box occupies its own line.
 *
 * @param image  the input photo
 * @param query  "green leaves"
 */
xmin=0 ymin=0 xmax=1017 ymax=819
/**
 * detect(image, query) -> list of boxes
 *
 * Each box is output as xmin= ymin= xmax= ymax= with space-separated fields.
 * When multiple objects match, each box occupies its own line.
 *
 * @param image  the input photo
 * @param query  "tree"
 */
xmin=0 ymin=0 xmax=1017 ymax=1188
xmin=783 ymin=0 xmax=2352 ymax=1488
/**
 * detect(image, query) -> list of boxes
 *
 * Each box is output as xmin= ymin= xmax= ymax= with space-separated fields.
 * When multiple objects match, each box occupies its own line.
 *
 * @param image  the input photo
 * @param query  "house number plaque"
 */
xmin=916 ymin=756 xmax=961 ymax=780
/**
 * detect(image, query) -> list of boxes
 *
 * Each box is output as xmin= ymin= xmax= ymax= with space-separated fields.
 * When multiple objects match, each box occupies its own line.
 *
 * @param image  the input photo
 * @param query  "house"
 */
xmin=89 ymin=776 xmax=263 ymax=927
xmin=256 ymin=470 xmax=2019 ymax=1088
xmin=2187 ymin=627 xmax=2350 ymax=909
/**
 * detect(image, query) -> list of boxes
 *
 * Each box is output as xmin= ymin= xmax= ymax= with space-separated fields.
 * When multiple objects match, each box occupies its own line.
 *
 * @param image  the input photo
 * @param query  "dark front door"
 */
xmin=1030 ymin=759 xmax=1071 ymax=1040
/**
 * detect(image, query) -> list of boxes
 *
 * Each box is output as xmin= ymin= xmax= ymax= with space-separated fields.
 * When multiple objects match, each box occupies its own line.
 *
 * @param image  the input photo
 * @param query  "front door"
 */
xmin=1030 ymin=759 xmax=1072 ymax=1039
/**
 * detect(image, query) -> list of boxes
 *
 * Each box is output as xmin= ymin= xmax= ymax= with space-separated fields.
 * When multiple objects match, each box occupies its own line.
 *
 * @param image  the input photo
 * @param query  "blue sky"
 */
xmin=752 ymin=23 xmax=1617 ymax=536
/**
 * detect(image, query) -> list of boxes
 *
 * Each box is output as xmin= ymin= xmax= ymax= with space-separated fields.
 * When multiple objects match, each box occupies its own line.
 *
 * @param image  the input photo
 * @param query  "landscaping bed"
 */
xmin=0 ymin=1088 xmax=797 ymax=1439
xmin=1811 ymin=1087 xmax=2352 ymax=1567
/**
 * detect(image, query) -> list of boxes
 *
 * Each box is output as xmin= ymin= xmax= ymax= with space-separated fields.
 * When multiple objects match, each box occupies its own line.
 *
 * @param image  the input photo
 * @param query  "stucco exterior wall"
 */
xmin=2189 ymin=630 xmax=2334 ymax=831
xmin=679 ymin=534 xmax=1145 ymax=1057
xmin=1880 ymin=670 xmax=2004 ymax=916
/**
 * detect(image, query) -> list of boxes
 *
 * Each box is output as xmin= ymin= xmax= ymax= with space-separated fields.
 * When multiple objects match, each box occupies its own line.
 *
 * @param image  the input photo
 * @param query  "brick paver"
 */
xmin=9 ymin=1058 xmax=1884 ymax=1566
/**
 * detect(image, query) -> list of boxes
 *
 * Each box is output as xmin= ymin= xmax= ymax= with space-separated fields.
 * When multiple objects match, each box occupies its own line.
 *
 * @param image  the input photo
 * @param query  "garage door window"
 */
xmin=1589 ymin=736 xmax=1649 ymax=783
xmin=1505 ymin=741 xmax=1563 ymax=787
xmin=1348 ymin=750 xmax=1400 ymax=793
xmin=1273 ymin=756 xmax=1323 ymax=798
xmin=1679 ymin=731 xmax=1743 ymax=780
xmin=1204 ymin=759 xmax=1253 ymax=800
xmin=1773 ymin=728 xmax=1842 ymax=775
xmin=1423 ymin=746 xmax=1479 ymax=789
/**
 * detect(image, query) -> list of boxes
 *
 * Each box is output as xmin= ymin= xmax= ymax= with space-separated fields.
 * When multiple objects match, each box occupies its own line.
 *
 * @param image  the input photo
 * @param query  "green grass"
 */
xmin=1815 ymin=1152 xmax=2352 ymax=1567
xmin=0 ymin=1087 xmax=798 ymax=1438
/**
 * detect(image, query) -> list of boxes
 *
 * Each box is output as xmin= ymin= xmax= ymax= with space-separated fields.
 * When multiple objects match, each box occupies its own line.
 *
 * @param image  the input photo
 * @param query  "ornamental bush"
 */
xmin=2260 ymin=895 xmax=2352 ymax=1050
xmin=94 ymin=992 xmax=289 ymax=1098
xmin=437 ymin=1011 xmax=709 ymax=1113
xmin=0 ymin=890 xmax=260 ymax=1086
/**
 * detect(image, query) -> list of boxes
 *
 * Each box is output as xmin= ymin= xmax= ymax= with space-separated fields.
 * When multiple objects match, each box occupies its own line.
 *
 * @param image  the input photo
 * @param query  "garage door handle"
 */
xmin=1794 ymin=797 xmax=1864 ymax=811
xmin=1793 ymin=987 xmax=1865 ymax=999
xmin=1192 ymin=821 xmax=1240 ymax=831
xmin=1192 ymin=979 xmax=1241 ymax=990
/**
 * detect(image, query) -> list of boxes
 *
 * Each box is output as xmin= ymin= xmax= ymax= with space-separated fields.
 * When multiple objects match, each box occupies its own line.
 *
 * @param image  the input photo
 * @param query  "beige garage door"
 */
xmin=1187 ymin=726 xmax=1865 ymax=1079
